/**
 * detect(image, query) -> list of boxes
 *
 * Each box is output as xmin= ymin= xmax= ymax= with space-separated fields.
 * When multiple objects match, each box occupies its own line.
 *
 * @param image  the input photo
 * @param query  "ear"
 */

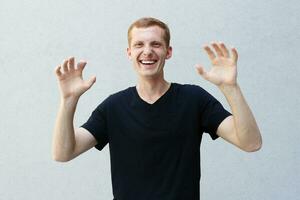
xmin=166 ymin=46 xmax=172 ymax=59
xmin=126 ymin=47 xmax=132 ymax=60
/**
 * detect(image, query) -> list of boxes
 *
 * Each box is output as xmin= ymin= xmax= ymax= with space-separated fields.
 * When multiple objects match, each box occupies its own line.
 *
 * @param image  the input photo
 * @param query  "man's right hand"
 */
xmin=54 ymin=57 xmax=96 ymax=100
xmin=52 ymin=57 xmax=98 ymax=162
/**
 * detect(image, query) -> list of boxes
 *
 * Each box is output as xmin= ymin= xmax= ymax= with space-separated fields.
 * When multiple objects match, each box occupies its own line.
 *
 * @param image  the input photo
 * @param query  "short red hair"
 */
xmin=127 ymin=17 xmax=171 ymax=47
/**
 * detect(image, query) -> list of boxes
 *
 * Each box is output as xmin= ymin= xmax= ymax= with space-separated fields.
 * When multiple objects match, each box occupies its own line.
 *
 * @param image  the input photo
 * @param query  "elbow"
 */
xmin=240 ymin=130 xmax=263 ymax=152
xmin=52 ymin=150 xmax=73 ymax=162
xmin=52 ymin=155 xmax=71 ymax=162
xmin=244 ymin=144 xmax=262 ymax=152
xmin=243 ymin=139 xmax=262 ymax=153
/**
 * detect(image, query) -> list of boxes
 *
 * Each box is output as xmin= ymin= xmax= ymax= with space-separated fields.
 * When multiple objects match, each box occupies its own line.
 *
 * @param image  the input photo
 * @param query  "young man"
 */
xmin=52 ymin=17 xmax=262 ymax=200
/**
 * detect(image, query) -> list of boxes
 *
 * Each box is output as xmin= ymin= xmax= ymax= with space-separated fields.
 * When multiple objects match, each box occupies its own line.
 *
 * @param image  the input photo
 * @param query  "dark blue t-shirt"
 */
xmin=81 ymin=83 xmax=231 ymax=200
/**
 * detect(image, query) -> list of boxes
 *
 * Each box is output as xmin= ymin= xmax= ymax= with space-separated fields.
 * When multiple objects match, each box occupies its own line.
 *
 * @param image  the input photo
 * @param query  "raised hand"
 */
xmin=54 ymin=57 xmax=96 ymax=100
xmin=196 ymin=42 xmax=238 ymax=87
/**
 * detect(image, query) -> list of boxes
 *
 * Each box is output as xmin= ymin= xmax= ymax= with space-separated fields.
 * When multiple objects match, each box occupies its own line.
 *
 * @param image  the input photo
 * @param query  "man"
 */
xmin=52 ymin=17 xmax=262 ymax=199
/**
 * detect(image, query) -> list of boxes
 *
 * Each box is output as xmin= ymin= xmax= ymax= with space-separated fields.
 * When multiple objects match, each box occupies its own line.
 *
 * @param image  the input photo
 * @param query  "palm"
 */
xmin=54 ymin=57 xmax=96 ymax=99
xmin=196 ymin=42 xmax=238 ymax=87
xmin=59 ymin=72 xmax=86 ymax=98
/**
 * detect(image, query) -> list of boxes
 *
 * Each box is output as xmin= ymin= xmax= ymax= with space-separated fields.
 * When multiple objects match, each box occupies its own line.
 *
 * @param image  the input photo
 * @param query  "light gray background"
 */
xmin=0 ymin=0 xmax=299 ymax=199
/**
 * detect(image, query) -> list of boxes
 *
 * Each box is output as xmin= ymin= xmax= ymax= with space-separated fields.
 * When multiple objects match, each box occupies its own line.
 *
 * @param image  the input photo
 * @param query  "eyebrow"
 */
xmin=131 ymin=40 xmax=164 ymax=47
xmin=133 ymin=41 xmax=162 ymax=44
xmin=132 ymin=41 xmax=143 ymax=45
xmin=151 ymin=41 xmax=162 ymax=44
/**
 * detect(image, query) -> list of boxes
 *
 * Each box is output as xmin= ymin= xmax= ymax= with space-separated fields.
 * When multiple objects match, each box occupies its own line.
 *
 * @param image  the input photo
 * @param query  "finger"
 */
xmin=211 ymin=42 xmax=224 ymax=57
xmin=84 ymin=75 xmax=97 ymax=90
xmin=195 ymin=64 xmax=208 ymax=80
xmin=219 ymin=42 xmax=230 ymax=58
xmin=54 ymin=65 xmax=62 ymax=77
xmin=68 ymin=57 xmax=75 ymax=71
xmin=62 ymin=59 xmax=68 ymax=73
xmin=77 ymin=60 xmax=87 ymax=72
xmin=203 ymin=45 xmax=216 ymax=61
xmin=231 ymin=47 xmax=238 ymax=63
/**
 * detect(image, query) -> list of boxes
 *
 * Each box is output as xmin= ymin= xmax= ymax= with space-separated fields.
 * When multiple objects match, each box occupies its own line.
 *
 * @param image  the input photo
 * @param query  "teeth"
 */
xmin=140 ymin=60 xmax=156 ymax=64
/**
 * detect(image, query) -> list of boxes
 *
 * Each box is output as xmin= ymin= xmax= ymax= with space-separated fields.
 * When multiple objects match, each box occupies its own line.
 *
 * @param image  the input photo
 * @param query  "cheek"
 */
xmin=159 ymin=52 xmax=168 ymax=59
xmin=130 ymin=50 xmax=141 ymax=58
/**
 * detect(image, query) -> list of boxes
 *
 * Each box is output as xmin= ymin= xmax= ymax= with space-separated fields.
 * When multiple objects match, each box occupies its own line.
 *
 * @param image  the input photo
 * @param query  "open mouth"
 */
xmin=139 ymin=60 xmax=158 ymax=65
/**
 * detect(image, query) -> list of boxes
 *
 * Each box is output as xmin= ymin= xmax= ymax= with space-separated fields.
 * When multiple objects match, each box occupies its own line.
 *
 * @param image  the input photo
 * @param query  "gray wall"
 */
xmin=1 ymin=0 xmax=299 ymax=199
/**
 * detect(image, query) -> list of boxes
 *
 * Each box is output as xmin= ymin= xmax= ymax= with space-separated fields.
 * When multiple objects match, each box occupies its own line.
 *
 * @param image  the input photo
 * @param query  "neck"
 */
xmin=136 ymin=75 xmax=171 ymax=103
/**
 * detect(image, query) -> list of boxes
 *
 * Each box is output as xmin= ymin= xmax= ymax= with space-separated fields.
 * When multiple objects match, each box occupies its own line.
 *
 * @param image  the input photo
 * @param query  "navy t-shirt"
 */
xmin=81 ymin=83 xmax=231 ymax=200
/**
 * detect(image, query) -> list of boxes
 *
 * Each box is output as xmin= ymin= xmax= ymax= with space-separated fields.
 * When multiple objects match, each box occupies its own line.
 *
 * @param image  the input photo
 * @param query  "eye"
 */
xmin=152 ymin=42 xmax=161 ymax=48
xmin=134 ymin=42 xmax=143 ymax=48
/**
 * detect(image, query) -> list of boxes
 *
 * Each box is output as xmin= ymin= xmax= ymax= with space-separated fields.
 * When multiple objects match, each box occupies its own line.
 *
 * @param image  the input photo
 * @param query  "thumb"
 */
xmin=195 ymin=64 xmax=208 ymax=79
xmin=85 ymin=75 xmax=96 ymax=89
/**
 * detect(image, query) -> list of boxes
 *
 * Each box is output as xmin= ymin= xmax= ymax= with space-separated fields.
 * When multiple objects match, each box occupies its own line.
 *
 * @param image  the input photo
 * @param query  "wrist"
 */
xmin=218 ymin=83 xmax=240 ymax=95
xmin=60 ymin=96 xmax=79 ymax=108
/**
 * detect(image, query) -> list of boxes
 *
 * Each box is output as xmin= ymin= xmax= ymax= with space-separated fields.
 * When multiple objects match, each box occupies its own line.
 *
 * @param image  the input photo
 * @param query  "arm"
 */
xmin=52 ymin=57 xmax=97 ymax=162
xmin=196 ymin=42 xmax=262 ymax=152
xmin=217 ymin=85 xmax=262 ymax=152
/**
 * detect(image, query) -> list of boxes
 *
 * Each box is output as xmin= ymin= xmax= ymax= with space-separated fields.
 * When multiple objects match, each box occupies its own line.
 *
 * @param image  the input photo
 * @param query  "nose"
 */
xmin=142 ymin=45 xmax=153 ymax=56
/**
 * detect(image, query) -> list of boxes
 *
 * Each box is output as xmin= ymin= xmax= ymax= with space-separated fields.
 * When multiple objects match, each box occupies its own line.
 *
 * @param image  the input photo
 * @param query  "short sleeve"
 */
xmin=81 ymin=99 xmax=109 ymax=151
xmin=199 ymin=91 xmax=232 ymax=140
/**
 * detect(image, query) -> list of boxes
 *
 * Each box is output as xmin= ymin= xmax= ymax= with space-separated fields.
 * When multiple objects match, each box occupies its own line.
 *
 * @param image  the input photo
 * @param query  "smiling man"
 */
xmin=128 ymin=23 xmax=172 ymax=80
xmin=52 ymin=17 xmax=262 ymax=200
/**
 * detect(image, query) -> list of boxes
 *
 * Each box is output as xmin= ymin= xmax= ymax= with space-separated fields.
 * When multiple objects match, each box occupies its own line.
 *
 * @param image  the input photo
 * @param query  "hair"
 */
xmin=127 ymin=17 xmax=171 ymax=47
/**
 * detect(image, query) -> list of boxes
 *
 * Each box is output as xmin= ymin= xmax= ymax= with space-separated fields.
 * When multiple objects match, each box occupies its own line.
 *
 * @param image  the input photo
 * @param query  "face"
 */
xmin=127 ymin=26 xmax=172 ymax=79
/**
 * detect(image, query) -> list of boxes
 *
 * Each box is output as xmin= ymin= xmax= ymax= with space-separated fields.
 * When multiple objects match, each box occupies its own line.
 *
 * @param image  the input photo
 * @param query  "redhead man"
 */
xmin=52 ymin=17 xmax=262 ymax=200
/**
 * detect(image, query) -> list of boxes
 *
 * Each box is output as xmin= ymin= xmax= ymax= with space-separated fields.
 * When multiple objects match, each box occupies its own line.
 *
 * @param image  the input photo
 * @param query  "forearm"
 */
xmin=52 ymin=97 xmax=79 ymax=162
xmin=220 ymin=84 xmax=262 ymax=151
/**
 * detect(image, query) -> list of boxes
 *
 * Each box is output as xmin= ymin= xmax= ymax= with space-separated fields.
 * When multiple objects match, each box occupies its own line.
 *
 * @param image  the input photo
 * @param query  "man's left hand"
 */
xmin=196 ymin=42 xmax=238 ymax=87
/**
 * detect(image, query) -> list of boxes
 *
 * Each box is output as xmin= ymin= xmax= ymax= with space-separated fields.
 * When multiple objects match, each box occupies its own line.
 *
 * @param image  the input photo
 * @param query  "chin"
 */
xmin=133 ymin=63 xmax=164 ymax=78
xmin=138 ymin=70 xmax=163 ymax=79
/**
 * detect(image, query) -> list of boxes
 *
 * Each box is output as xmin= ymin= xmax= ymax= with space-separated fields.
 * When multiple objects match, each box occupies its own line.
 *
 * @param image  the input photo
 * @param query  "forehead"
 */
xmin=130 ymin=26 xmax=165 ymax=43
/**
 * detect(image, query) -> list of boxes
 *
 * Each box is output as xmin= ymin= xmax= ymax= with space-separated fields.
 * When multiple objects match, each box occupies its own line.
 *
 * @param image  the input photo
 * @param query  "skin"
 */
xmin=52 ymin=58 xmax=97 ymax=161
xmin=196 ymin=42 xmax=262 ymax=152
xmin=126 ymin=26 xmax=173 ymax=103
xmin=52 ymin=26 xmax=262 ymax=162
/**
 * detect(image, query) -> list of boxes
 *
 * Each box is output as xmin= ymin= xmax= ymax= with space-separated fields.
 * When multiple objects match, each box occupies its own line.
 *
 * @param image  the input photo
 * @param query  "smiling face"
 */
xmin=127 ymin=26 xmax=172 ymax=79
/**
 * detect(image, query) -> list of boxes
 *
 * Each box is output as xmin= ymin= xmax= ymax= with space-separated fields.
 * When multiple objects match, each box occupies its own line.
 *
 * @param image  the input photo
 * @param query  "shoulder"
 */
xmin=173 ymin=82 xmax=210 ymax=98
xmin=99 ymin=86 xmax=134 ymax=107
xmin=109 ymin=86 xmax=133 ymax=101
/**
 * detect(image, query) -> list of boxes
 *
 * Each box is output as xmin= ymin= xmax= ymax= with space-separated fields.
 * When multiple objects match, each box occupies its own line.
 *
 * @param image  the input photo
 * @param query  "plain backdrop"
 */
xmin=0 ymin=0 xmax=299 ymax=199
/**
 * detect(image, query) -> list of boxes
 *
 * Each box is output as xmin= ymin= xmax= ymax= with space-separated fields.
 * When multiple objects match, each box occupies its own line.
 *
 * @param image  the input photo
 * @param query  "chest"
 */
xmin=107 ymin=102 xmax=201 ymax=147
